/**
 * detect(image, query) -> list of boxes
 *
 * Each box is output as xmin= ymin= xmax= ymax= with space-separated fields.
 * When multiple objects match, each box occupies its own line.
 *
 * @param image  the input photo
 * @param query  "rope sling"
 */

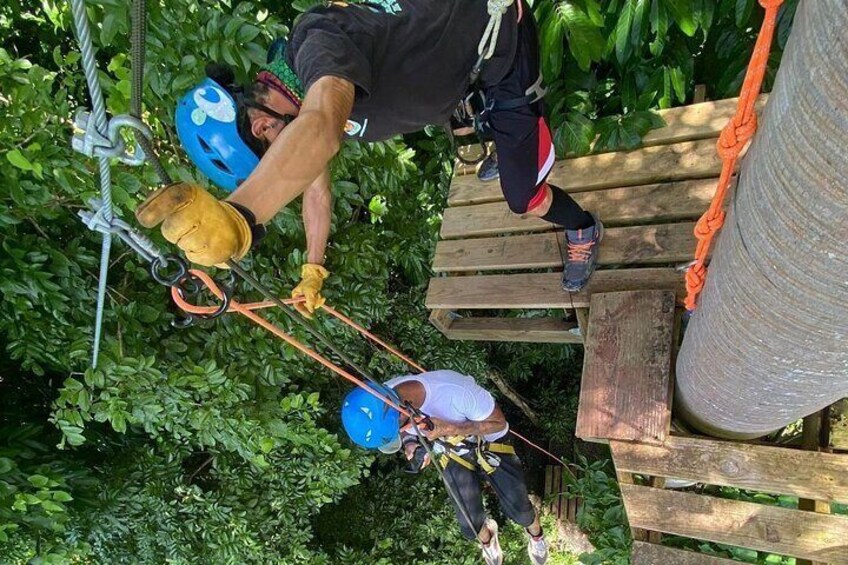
xmin=68 ymin=0 xmax=566 ymax=549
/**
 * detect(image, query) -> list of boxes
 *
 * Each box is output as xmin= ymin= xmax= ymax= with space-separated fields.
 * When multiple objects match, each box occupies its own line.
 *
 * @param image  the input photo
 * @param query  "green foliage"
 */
xmin=535 ymin=0 xmax=798 ymax=156
xmin=0 ymin=0 xmax=800 ymax=562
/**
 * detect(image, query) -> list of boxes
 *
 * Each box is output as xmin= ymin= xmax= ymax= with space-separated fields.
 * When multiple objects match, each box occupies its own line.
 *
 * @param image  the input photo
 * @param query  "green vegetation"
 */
xmin=1 ymin=0 xmax=796 ymax=563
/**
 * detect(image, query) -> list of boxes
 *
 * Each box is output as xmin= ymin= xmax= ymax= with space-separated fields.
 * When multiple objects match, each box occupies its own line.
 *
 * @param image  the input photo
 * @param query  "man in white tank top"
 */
xmin=341 ymin=370 xmax=549 ymax=565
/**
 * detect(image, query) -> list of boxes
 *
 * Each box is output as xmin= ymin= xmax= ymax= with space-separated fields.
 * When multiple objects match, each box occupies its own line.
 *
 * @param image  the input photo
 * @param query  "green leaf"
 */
xmin=6 ymin=149 xmax=33 ymax=171
xmin=28 ymin=474 xmax=49 ymax=488
xmin=735 ymin=0 xmax=755 ymax=28
xmin=664 ymin=0 xmax=698 ymax=36
xmin=559 ymin=3 xmax=605 ymax=72
xmin=52 ymin=491 xmax=73 ymax=502
xmin=669 ymin=66 xmax=687 ymax=102
xmin=556 ymin=112 xmax=595 ymax=156
xmin=614 ymin=0 xmax=635 ymax=64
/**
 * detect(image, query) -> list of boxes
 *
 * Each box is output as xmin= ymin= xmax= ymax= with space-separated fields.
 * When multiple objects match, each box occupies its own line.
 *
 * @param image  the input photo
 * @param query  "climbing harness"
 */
xmin=684 ymin=0 xmax=784 ymax=311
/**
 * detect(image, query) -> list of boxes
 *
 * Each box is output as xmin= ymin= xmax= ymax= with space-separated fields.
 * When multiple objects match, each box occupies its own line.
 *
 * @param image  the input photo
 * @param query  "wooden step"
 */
xmin=440 ymin=178 xmax=714 ymax=239
xmin=449 ymin=138 xmax=722 ymax=206
xmin=544 ymin=465 xmax=580 ymax=523
xmin=631 ymin=541 xmax=740 ymax=565
xmin=622 ymin=485 xmax=848 ymax=564
xmin=425 ymin=268 xmax=684 ymax=310
xmin=611 ymin=435 xmax=848 ymax=504
xmin=433 ymin=222 xmax=696 ymax=273
xmin=429 ymin=310 xmax=581 ymax=344
xmin=575 ymin=291 xmax=675 ymax=445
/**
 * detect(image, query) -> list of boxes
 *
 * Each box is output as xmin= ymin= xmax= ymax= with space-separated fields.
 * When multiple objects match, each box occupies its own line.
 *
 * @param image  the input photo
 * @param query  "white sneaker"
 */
xmin=480 ymin=518 xmax=503 ymax=565
xmin=527 ymin=534 xmax=549 ymax=565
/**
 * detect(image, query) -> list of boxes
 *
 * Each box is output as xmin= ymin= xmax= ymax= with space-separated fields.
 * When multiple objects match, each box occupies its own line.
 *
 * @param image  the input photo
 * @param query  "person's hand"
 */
xmin=291 ymin=263 xmax=329 ymax=318
xmin=136 ymin=183 xmax=252 ymax=267
xmin=423 ymin=417 xmax=458 ymax=441
xmin=404 ymin=441 xmax=430 ymax=471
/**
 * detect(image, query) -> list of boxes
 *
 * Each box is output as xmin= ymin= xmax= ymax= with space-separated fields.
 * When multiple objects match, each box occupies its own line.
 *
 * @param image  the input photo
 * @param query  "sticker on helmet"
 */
xmin=193 ymin=86 xmax=236 ymax=124
xmin=190 ymin=108 xmax=207 ymax=126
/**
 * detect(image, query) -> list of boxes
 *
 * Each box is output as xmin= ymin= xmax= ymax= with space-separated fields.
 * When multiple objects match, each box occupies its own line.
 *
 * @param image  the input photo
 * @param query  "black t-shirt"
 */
xmin=287 ymin=0 xmax=518 ymax=142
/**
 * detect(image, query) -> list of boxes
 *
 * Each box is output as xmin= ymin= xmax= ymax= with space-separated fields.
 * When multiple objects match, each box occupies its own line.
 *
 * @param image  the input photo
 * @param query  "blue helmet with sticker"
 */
xmin=175 ymin=77 xmax=260 ymax=192
xmin=341 ymin=384 xmax=402 ymax=452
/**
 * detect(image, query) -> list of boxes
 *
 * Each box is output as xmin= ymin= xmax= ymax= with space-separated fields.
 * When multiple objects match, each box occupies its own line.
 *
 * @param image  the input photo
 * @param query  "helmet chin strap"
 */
xmin=244 ymin=99 xmax=295 ymax=127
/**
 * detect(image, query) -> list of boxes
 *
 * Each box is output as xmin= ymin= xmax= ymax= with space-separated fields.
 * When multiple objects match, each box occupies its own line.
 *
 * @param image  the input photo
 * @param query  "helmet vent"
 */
xmin=210 ymin=158 xmax=232 ymax=174
xmin=197 ymin=136 xmax=213 ymax=153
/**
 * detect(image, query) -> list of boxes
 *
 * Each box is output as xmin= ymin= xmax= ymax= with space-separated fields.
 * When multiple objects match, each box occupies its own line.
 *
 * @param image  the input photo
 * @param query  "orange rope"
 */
xmin=684 ymin=0 xmax=784 ymax=311
xmin=171 ymin=270 xmax=571 ymax=469
xmin=171 ymin=270 xmax=412 ymax=417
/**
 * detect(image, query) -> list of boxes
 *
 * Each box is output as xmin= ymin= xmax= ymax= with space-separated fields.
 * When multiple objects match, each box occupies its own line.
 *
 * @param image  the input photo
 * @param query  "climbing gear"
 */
xmin=404 ymin=444 xmax=428 ymax=474
xmin=481 ymin=519 xmax=504 ymax=565
xmin=473 ymin=0 xmax=517 ymax=83
xmin=341 ymin=383 xmax=403 ymax=451
xmin=562 ymin=214 xmax=604 ymax=293
xmin=135 ymin=183 xmax=255 ymax=267
xmin=684 ymin=0 xmax=784 ymax=311
xmin=175 ymin=78 xmax=261 ymax=192
xmin=527 ymin=534 xmax=548 ymax=565
xmin=436 ymin=437 xmax=516 ymax=475
xmin=291 ymin=263 xmax=330 ymax=318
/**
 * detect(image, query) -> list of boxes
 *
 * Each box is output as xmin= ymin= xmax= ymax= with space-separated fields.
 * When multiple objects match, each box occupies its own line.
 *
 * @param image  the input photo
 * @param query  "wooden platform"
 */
xmin=427 ymin=96 xmax=768 ymax=344
xmin=575 ymin=290 xmax=675 ymax=445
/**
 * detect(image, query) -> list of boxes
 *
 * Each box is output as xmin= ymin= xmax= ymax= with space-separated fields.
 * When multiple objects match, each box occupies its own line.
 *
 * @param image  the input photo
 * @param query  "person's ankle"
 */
xmin=526 ymin=526 xmax=543 ymax=539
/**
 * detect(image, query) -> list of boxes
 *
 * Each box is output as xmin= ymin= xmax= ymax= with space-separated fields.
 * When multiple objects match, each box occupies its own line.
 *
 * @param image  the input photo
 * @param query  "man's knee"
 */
xmin=504 ymin=182 xmax=552 ymax=216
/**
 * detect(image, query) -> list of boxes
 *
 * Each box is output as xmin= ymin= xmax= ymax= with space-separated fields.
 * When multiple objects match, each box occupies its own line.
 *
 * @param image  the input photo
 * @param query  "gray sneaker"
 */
xmin=480 ymin=518 xmax=503 ymax=565
xmin=477 ymin=152 xmax=499 ymax=182
xmin=527 ymin=534 xmax=549 ymax=565
xmin=562 ymin=214 xmax=603 ymax=293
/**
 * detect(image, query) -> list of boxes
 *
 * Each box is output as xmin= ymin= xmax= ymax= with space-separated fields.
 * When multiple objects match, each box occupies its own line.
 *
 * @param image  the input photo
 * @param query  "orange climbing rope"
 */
xmin=684 ymin=0 xmax=784 ymax=311
xmin=172 ymin=269 xmax=574 ymax=470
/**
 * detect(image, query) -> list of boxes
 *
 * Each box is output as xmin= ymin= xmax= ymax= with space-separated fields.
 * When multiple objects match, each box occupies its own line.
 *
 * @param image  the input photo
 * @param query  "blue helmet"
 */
xmin=341 ymin=384 xmax=402 ymax=452
xmin=175 ymin=77 xmax=260 ymax=192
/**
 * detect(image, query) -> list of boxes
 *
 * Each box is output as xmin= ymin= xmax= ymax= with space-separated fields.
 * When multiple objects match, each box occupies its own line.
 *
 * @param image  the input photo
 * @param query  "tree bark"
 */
xmin=675 ymin=1 xmax=848 ymax=438
xmin=484 ymin=370 xmax=541 ymax=427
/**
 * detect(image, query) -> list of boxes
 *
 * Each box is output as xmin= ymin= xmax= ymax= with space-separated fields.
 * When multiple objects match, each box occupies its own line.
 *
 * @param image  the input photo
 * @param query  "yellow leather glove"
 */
xmin=135 ymin=183 xmax=252 ymax=267
xmin=291 ymin=263 xmax=329 ymax=318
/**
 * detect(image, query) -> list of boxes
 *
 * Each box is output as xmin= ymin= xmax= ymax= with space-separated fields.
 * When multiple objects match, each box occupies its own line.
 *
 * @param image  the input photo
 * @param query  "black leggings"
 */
xmin=442 ymin=449 xmax=536 ymax=539
xmin=483 ymin=4 xmax=593 ymax=230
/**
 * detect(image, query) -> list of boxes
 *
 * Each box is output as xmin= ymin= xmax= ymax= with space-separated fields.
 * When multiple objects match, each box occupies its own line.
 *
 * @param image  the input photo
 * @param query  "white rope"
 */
xmin=477 ymin=0 xmax=515 ymax=61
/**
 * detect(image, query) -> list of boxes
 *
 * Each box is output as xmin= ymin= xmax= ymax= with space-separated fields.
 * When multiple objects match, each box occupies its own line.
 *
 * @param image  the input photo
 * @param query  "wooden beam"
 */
xmin=426 ymin=268 xmax=684 ymax=310
xmin=631 ymin=541 xmax=741 ymax=565
xmin=576 ymin=291 xmax=675 ymax=444
xmin=798 ymin=411 xmax=833 ymax=565
xmin=617 ymin=471 xmax=650 ymax=541
xmin=434 ymin=222 xmax=697 ymax=273
xmin=575 ymin=308 xmax=589 ymax=342
xmin=449 ymin=139 xmax=722 ymax=206
xmin=610 ymin=435 xmax=848 ymax=504
xmin=429 ymin=314 xmax=581 ymax=343
xmin=620 ymin=485 xmax=848 ymax=564
xmin=440 ymin=178 xmax=715 ymax=239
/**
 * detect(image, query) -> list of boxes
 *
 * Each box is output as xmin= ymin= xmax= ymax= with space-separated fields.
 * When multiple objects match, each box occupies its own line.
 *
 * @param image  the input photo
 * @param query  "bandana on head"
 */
xmin=258 ymin=56 xmax=305 ymax=108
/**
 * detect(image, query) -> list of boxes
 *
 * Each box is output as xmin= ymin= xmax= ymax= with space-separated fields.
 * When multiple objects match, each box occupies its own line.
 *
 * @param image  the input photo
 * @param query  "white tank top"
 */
xmin=385 ymin=370 xmax=508 ymax=442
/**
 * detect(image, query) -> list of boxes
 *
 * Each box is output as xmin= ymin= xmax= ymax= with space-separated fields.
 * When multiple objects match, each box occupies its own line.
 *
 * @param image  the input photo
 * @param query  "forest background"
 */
xmin=0 ymin=0 xmax=797 ymax=563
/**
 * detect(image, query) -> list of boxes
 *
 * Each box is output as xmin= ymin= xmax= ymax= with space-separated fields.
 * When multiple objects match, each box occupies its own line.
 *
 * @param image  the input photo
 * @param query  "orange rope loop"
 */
xmin=684 ymin=0 xmax=784 ymax=311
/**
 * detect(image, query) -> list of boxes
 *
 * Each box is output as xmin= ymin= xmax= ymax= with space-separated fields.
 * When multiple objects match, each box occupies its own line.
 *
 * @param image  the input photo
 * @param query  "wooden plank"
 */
xmin=426 ymin=268 xmax=684 ymax=310
xmin=434 ymin=315 xmax=581 ymax=344
xmin=610 ymin=435 xmax=848 ymax=504
xmin=621 ymin=485 xmax=848 ymax=564
xmin=434 ymin=222 xmax=697 ymax=273
xmin=440 ymin=178 xmax=715 ymax=239
xmin=576 ymin=291 xmax=675 ymax=444
xmin=631 ymin=541 xmax=741 ymax=565
xmin=575 ymin=308 xmax=589 ymax=343
xmin=617 ymin=471 xmax=650 ymax=541
xmin=449 ymin=139 xmax=722 ymax=206
xmin=544 ymin=465 xmax=554 ymax=515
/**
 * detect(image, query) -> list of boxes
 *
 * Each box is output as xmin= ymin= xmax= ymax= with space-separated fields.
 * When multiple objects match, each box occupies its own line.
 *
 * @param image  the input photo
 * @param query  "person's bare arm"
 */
xmin=303 ymin=169 xmax=332 ymax=265
xmin=227 ymin=76 xmax=354 ymax=224
xmin=424 ymin=404 xmax=508 ymax=440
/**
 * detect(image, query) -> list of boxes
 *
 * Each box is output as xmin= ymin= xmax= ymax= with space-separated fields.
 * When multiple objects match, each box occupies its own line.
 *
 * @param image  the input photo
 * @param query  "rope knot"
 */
xmin=684 ymin=262 xmax=707 ymax=310
xmin=694 ymin=209 xmax=726 ymax=240
xmin=717 ymin=114 xmax=757 ymax=160
xmin=478 ymin=0 xmax=515 ymax=60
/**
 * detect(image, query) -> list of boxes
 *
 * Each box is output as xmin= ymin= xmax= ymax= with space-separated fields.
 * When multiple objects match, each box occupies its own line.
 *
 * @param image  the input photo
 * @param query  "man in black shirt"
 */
xmin=137 ymin=0 xmax=602 ymax=317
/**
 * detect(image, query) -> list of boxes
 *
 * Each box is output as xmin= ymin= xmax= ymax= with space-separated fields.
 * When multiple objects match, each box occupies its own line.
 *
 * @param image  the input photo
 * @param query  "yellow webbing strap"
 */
xmin=438 ymin=440 xmax=515 ymax=473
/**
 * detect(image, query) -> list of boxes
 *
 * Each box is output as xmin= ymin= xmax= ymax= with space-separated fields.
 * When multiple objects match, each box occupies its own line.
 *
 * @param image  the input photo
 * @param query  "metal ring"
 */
xmin=174 ymin=272 xmax=231 ymax=320
xmin=150 ymin=254 xmax=188 ymax=287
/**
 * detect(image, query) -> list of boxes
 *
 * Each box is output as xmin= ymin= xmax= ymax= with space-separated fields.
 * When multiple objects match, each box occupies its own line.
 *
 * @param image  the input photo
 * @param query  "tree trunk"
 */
xmin=675 ymin=0 xmax=848 ymax=439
